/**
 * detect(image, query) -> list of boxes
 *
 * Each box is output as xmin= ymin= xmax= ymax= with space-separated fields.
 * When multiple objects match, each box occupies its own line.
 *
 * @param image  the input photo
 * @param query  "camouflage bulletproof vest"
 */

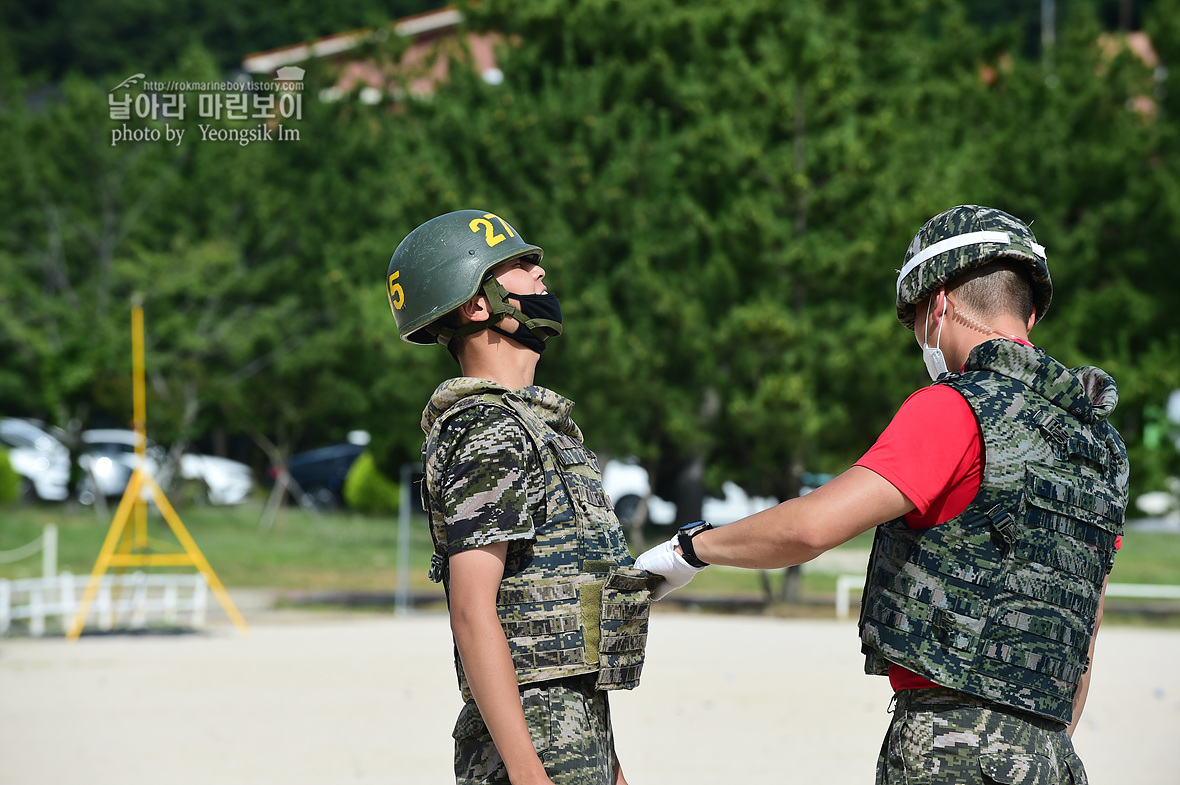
xmin=859 ymin=340 xmax=1128 ymax=724
xmin=421 ymin=381 xmax=655 ymax=702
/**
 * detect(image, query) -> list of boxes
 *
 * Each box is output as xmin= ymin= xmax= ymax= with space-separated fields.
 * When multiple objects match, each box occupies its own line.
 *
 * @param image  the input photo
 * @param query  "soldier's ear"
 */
xmin=461 ymin=294 xmax=492 ymax=323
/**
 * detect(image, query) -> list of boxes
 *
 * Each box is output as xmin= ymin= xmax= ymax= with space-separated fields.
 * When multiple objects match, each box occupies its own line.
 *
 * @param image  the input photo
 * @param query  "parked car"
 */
xmin=701 ymin=481 xmax=779 ymax=525
xmin=0 ymin=418 xmax=71 ymax=501
xmin=79 ymin=429 xmax=255 ymax=506
xmin=601 ymin=458 xmax=780 ymax=528
xmin=601 ymin=459 xmax=677 ymax=527
xmin=78 ymin=429 xmax=160 ymax=503
xmin=276 ymin=440 xmax=366 ymax=510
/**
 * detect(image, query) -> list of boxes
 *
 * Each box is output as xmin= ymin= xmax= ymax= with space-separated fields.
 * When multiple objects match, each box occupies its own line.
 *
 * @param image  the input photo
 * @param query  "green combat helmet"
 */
xmin=387 ymin=209 xmax=549 ymax=345
xmin=895 ymin=205 xmax=1052 ymax=330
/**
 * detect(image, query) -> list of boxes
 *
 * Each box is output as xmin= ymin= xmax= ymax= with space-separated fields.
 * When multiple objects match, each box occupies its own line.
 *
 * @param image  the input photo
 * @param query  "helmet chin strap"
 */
xmin=429 ymin=276 xmax=561 ymax=346
xmin=479 ymin=277 xmax=562 ymax=340
xmin=427 ymin=277 xmax=510 ymax=347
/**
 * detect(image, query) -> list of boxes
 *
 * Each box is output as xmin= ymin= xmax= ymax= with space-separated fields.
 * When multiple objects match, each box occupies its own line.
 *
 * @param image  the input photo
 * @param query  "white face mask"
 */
xmin=921 ymin=293 xmax=949 ymax=381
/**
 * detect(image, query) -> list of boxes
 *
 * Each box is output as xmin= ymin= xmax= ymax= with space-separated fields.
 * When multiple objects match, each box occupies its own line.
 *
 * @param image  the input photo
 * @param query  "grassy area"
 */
xmin=2 ymin=502 xmax=1177 ymax=622
xmin=0 ymin=501 xmax=439 ymax=593
xmin=1109 ymin=528 xmax=1180 ymax=585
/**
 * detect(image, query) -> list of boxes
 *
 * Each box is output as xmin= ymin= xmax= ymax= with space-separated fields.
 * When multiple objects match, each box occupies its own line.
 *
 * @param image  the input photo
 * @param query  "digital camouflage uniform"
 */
xmin=861 ymin=340 xmax=1128 ymax=785
xmin=877 ymin=688 xmax=1087 ymax=785
xmin=421 ymin=377 xmax=655 ymax=785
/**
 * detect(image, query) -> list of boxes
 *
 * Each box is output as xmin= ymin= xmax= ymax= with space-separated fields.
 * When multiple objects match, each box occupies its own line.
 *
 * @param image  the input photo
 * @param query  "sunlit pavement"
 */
xmin=1 ymin=601 xmax=1177 ymax=784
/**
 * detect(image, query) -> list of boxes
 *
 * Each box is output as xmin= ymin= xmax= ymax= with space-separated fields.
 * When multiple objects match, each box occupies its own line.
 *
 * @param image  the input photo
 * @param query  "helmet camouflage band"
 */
xmin=895 ymin=205 xmax=1052 ymax=330
xmin=387 ymin=210 xmax=543 ymax=345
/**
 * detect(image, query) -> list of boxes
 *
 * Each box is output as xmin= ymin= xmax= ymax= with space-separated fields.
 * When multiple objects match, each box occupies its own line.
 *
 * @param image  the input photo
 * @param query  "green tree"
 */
xmin=3 ymin=0 xmax=1177 ymax=518
xmin=376 ymin=0 xmax=968 ymax=515
xmin=0 ymin=449 xmax=19 ymax=504
xmin=0 ymin=0 xmax=440 ymax=81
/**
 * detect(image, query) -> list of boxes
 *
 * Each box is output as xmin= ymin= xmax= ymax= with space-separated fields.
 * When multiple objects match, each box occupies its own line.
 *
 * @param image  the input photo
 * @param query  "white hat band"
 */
xmin=896 ymin=231 xmax=1013 ymax=298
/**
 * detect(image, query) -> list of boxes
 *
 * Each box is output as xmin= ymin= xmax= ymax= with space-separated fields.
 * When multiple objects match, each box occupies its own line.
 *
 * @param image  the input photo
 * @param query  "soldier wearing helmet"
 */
xmin=390 ymin=210 xmax=655 ymax=785
xmin=636 ymin=205 xmax=1128 ymax=784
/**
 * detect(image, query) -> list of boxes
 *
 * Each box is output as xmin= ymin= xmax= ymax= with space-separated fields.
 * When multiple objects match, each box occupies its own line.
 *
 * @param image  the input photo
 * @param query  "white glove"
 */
xmin=634 ymin=534 xmax=706 ymax=600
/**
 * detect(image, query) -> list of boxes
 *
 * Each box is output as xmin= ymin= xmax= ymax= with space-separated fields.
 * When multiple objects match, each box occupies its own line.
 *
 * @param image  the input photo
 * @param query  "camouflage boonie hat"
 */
xmin=895 ymin=205 xmax=1052 ymax=330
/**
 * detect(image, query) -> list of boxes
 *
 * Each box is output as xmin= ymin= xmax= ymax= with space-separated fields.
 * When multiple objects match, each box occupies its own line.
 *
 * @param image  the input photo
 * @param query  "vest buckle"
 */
xmin=1038 ymin=414 xmax=1069 ymax=458
xmin=930 ymin=606 xmax=955 ymax=644
xmin=987 ymin=504 xmax=1021 ymax=547
xmin=428 ymin=552 xmax=446 ymax=583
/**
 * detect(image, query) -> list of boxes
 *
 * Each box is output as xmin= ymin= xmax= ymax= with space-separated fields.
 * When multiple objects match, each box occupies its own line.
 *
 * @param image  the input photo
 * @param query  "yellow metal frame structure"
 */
xmin=65 ymin=304 xmax=249 ymax=640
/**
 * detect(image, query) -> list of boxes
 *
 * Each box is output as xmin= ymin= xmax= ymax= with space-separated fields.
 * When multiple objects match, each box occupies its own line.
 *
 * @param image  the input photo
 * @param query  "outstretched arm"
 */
xmin=692 ymin=466 xmax=914 ymax=569
xmin=450 ymin=543 xmax=555 ymax=785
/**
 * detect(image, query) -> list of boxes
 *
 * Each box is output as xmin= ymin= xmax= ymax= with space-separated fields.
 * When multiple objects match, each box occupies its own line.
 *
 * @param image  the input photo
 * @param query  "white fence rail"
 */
xmin=834 ymin=575 xmax=1180 ymax=620
xmin=0 ymin=571 xmax=208 ymax=637
xmin=0 ymin=523 xmax=57 ymax=578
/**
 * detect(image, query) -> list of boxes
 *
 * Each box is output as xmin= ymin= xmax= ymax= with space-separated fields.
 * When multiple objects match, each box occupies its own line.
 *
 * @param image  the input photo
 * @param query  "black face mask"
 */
xmin=489 ymin=291 xmax=563 ymax=354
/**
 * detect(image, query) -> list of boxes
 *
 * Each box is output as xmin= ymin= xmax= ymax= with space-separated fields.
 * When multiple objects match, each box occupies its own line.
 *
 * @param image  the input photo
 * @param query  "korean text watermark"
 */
xmin=107 ymin=67 xmax=307 ymax=147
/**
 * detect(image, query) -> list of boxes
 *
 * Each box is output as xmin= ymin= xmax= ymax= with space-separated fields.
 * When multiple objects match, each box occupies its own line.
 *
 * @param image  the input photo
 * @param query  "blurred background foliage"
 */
xmin=1 ymin=0 xmax=1178 ymax=519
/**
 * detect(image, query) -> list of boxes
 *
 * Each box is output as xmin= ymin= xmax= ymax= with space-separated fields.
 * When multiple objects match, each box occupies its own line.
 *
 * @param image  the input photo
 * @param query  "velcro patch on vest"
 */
xmin=582 ymin=560 xmax=615 ymax=574
xmin=579 ymin=581 xmax=604 ymax=666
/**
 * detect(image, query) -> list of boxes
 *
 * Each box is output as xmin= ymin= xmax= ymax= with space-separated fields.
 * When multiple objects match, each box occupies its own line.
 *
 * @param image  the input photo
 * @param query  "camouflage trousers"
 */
xmin=453 ymin=675 xmax=615 ymax=785
xmin=876 ymin=688 xmax=1087 ymax=785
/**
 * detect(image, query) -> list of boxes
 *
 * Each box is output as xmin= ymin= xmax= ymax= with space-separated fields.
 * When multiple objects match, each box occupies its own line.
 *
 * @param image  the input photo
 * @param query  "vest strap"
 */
xmin=985 ymin=504 xmax=1021 ymax=548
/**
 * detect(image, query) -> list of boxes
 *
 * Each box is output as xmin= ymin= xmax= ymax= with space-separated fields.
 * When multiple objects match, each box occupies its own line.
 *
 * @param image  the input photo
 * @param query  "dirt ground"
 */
xmin=2 ymin=594 xmax=1178 ymax=784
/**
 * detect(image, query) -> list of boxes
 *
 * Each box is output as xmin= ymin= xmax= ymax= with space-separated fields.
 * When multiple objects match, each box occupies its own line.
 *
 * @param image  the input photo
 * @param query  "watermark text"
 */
xmin=141 ymin=79 xmax=304 ymax=92
xmin=107 ymin=68 xmax=307 ymax=146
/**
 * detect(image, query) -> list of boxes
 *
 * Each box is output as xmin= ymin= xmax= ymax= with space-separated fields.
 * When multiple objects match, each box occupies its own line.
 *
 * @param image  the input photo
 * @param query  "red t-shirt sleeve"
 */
xmin=854 ymin=385 xmax=983 ymax=529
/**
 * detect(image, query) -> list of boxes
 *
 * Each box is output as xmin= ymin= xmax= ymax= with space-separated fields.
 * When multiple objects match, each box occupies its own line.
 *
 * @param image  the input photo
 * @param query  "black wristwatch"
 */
xmin=676 ymin=520 xmax=713 ymax=568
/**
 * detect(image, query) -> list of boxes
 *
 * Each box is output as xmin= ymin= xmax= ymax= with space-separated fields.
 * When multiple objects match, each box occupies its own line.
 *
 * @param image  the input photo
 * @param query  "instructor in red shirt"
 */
xmin=636 ymin=205 xmax=1129 ymax=784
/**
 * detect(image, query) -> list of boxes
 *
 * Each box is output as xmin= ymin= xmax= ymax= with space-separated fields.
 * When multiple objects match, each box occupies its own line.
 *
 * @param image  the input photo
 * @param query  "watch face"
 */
xmin=679 ymin=520 xmax=709 ymax=535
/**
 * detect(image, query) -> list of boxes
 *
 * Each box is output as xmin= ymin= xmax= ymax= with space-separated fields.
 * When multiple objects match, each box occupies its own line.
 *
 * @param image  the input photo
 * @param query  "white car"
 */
xmin=601 ymin=458 xmax=780 ymax=527
xmin=81 ymin=429 xmax=254 ymax=506
xmin=177 ymin=452 xmax=255 ymax=505
xmin=601 ymin=459 xmax=677 ymax=526
xmin=0 ymin=418 xmax=71 ymax=501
